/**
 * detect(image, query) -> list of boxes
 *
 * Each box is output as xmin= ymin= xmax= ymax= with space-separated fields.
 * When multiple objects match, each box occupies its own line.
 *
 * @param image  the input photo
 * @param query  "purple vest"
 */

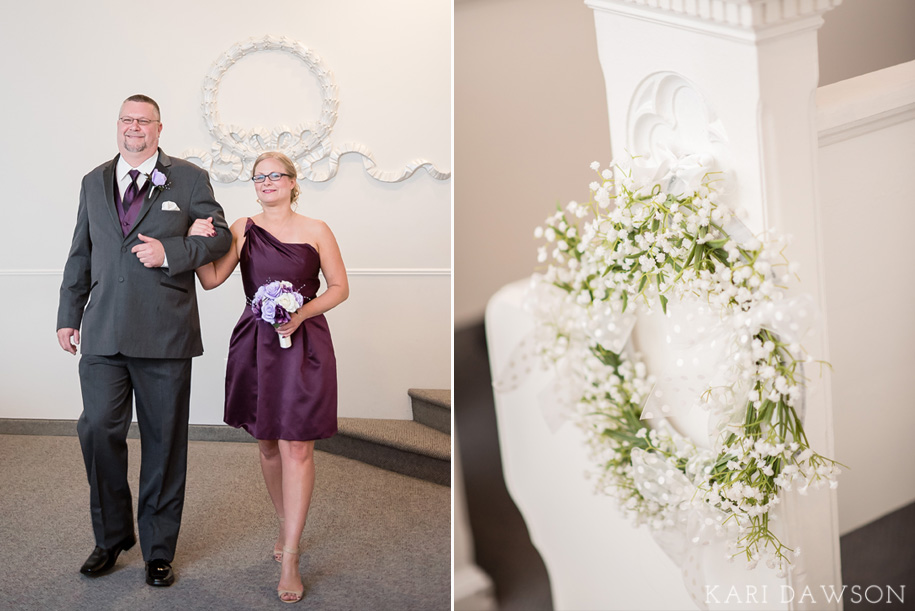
xmin=114 ymin=176 xmax=151 ymax=236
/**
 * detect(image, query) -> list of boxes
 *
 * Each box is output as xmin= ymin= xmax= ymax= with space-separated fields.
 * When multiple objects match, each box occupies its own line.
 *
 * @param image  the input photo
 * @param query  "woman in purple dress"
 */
xmin=190 ymin=151 xmax=348 ymax=603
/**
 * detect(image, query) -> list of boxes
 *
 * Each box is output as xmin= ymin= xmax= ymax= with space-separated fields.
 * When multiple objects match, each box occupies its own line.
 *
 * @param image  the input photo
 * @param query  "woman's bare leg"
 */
xmin=277 ymin=439 xmax=315 ymax=601
xmin=258 ymin=440 xmax=285 ymax=559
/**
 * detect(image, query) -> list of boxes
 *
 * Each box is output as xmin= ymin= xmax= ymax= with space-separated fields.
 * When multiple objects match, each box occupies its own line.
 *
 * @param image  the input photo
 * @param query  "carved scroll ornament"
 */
xmin=182 ymin=35 xmax=451 ymax=183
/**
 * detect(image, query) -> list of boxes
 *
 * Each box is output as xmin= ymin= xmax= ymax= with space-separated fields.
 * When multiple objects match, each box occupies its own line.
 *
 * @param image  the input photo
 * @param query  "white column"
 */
xmin=586 ymin=1 xmax=843 ymax=609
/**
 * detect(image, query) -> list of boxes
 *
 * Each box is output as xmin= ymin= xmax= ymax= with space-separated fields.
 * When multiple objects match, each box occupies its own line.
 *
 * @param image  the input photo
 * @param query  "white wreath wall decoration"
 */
xmin=181 ymin=35 xmax=451 ymax=184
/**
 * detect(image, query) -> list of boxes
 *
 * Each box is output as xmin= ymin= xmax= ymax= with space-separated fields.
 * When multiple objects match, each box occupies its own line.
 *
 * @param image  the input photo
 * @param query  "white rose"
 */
xmin=275 ymin=293 xmax=300 ymax=313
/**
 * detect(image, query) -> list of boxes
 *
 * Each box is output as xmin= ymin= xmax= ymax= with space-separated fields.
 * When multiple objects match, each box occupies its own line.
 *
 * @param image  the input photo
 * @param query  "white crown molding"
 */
xmin=587 ymin=0 xmax=841 ymax=41
xmin=180 ymin=35 xmax=451 ymax=184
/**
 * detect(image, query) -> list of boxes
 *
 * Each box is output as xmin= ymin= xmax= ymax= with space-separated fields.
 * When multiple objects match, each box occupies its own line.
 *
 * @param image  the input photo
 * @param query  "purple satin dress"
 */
xmin=224 ymin=218 xmax=338 ymax=441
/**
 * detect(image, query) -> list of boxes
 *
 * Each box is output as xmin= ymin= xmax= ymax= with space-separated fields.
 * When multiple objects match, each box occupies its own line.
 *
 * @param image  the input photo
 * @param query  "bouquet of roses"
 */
xmin=251 ymin=280 xmax=305 ymax=349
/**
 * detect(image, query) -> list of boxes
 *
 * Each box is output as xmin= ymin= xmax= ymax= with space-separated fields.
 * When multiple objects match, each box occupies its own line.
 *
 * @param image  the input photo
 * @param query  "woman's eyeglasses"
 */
xmin=252 ymin=172 xmax=293 ymax=183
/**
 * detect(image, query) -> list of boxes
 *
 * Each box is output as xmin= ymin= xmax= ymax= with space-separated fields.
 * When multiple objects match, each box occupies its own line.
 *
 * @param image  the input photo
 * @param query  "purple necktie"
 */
xmin=123 ymin=169 xmax=141 ymax=213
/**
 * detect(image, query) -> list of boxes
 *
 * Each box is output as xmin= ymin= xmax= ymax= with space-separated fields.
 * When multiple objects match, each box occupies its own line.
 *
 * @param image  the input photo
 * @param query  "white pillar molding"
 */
xmin=585 ymin=0 xmax=843 ymax=608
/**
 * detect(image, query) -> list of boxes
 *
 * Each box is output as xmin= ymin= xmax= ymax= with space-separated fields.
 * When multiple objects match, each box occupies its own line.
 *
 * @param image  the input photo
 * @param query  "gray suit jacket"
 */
xmin=58 ymin=149 xmax=232 ymax=358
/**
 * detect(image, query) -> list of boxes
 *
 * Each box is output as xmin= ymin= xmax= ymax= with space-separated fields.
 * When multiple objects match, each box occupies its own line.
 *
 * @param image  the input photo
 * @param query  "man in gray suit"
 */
xmin=57 ymin=94 xmax=232 ymax=587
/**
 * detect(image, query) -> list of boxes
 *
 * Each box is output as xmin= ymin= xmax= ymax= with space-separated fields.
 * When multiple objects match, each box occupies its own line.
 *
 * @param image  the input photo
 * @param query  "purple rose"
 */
xmin=265 ymin=281 xmax=284 ymax=299
xmin=250 ymin=287 xmax=266 ymax=317
xmin=151 ymin=168 xmax=168 ymax=187
xmin=261 ymin=301 xmax=277 ymax=324
xmin=273 ymin=307 xmax=291 ymax=325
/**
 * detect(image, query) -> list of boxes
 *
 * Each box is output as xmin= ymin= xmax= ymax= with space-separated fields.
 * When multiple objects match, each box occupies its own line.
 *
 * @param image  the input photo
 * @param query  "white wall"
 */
xmin=0 ymin=0 xmax=451 ymax=423
xmin=816 ymin=61 xmax=915 ymax=533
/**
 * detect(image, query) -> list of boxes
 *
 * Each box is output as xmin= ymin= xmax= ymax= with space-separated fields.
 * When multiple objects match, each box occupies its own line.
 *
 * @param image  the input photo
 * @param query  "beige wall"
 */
xmin=819 ymin=0 xmax=915 ymax=86
xmin=455 ymin=0 xmax=611 ymax=327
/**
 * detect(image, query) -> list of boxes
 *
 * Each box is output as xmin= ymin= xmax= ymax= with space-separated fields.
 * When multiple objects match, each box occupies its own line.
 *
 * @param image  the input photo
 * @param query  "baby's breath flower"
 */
xmin=528 ymin=154 xmax=838 ymax=574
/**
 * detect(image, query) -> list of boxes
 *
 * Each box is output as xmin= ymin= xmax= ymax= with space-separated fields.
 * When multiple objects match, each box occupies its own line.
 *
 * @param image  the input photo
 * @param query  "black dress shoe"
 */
xmin=145 ymin=559 xmax=175 ymax=587
xmin=79 ymin=534 xmax=136 ymax=576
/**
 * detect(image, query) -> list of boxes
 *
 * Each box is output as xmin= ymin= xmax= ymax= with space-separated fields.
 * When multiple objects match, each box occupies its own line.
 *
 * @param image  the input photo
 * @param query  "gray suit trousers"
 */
xmin=77 ymin=354 xmax=191 ymax=562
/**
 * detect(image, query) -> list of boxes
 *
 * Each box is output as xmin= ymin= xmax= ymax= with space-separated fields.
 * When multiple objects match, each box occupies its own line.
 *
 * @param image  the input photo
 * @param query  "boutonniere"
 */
xmin=147 ymin=168 xmax=171 ymax=198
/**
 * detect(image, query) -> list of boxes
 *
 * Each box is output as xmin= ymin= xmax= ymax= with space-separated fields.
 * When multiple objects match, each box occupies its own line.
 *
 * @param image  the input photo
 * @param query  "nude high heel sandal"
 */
xmin=277 ymin=547 xmax=304 ymax=604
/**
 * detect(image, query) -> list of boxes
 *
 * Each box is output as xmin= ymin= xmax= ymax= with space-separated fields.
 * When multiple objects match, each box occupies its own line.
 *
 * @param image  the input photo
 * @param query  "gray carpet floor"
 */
xmin=0 ymin=435 xmax=450 ymax=611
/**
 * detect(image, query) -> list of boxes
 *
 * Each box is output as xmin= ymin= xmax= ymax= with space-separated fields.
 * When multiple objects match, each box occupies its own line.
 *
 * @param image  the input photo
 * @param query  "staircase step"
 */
xmin=409 ymin=388 xmax=451 ymax=434
xmin=337 ymin=417 xmax=451 ymax=459
xmin=316 ymin=417 xmax=451 ymax=486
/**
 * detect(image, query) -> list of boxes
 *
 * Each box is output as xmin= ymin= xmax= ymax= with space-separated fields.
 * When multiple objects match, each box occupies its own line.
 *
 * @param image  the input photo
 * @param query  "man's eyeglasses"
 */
xmin=119 ymin=117 xmax=159 ymax=127
xmin=252 ymin=172 xmax=293 ymax=183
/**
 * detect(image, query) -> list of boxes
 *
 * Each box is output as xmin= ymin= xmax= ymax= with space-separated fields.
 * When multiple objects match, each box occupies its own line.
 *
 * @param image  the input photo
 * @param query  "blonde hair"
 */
xmin=253 ymin=151 xmax=301 ymax=205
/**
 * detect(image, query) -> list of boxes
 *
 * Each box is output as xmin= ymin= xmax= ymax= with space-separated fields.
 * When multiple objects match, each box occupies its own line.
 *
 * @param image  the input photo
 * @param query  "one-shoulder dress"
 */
xmin=224 ymin=218 xmax=338 ymax=441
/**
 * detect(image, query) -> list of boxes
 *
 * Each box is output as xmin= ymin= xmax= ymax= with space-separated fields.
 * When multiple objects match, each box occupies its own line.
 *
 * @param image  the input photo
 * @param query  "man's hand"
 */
xmin=58 ymin=328 xmax=80 ymax=355
xmin=132 ymin=234 xmax=166 ymax=268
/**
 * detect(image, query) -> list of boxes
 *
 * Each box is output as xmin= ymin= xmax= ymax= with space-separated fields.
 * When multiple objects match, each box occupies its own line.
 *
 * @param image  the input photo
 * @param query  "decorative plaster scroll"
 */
xmin=301 ymin=142 xmax=452 ymax=183
xmin=627 ymin=72 xmax=734 ymax=202
xmin=181 ymin=35 xmax=450 ymax=183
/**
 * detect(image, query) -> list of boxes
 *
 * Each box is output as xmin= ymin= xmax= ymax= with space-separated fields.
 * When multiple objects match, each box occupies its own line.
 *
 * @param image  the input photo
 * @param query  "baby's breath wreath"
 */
xmin=529 ymin=154 xmax=841 ymax=575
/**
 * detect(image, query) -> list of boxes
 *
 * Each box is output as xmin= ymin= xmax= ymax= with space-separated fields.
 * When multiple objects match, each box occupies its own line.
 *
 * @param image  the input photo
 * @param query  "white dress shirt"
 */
xmin=116 ymin=152 xmax=158 ymax=198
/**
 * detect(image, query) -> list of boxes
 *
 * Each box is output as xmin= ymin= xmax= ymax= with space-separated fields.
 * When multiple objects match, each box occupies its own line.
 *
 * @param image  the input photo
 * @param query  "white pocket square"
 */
xmin=161 ymin=201 xmax=180 ymax=212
